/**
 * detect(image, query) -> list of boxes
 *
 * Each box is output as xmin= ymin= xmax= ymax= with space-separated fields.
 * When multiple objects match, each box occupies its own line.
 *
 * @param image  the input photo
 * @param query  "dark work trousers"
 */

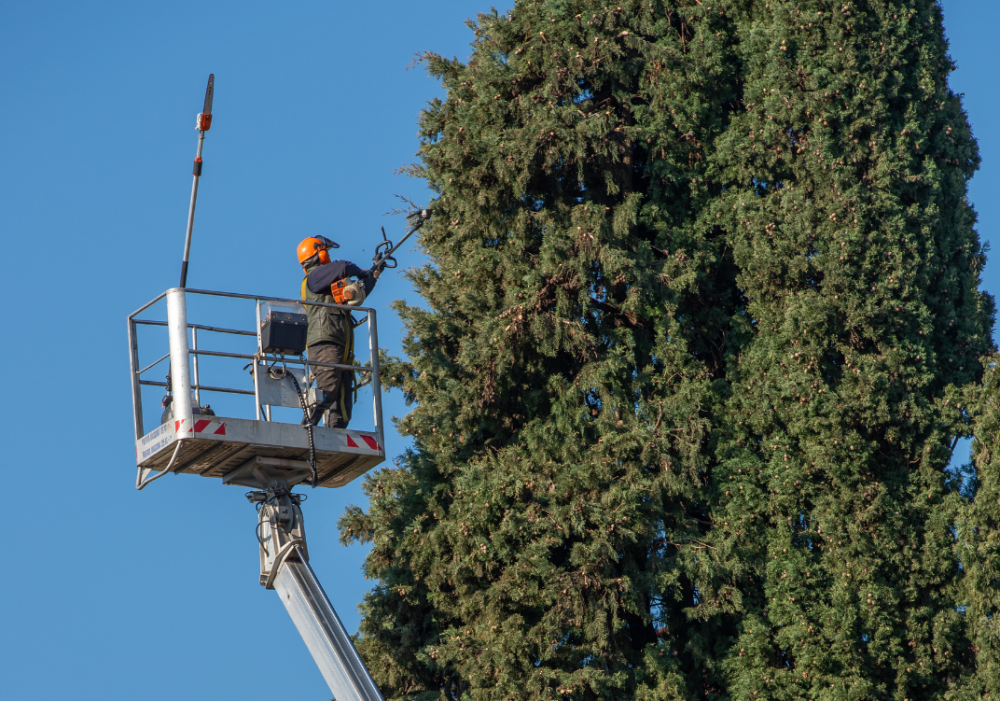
xmin=307 ymin=341 xmax=353 ymax=428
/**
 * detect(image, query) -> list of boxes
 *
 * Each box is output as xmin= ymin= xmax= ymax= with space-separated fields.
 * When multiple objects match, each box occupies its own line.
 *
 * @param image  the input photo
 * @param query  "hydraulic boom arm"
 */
xmin=250 ymin=486 xmax=384 ymax=701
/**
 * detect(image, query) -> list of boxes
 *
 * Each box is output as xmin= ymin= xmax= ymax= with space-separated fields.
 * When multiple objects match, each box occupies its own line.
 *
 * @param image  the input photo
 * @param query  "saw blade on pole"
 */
xmin=203 ymin=74 xmax=215 ymax=115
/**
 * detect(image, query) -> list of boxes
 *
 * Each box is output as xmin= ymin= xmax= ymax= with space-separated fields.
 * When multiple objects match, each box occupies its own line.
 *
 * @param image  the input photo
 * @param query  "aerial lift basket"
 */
xmin=128 ymin=287 xmax=386 ymax=490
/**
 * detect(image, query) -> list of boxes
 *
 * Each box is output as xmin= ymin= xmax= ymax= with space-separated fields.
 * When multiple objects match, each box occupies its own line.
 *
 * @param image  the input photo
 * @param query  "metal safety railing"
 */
xmin=127 ymin=287 xmax=384 ymax=449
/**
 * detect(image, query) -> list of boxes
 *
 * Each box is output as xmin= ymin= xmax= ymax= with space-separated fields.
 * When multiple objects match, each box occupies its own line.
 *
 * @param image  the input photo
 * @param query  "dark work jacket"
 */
xmin=301 ymin=260 xmax=376 ymax=348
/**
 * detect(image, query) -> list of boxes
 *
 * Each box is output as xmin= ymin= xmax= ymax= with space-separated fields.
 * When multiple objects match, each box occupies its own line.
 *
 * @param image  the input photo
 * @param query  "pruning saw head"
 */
xmin=371 ymin=208 xmax=431 ymax=271
xmin=196 ymin=74 xmax=215 ymax=131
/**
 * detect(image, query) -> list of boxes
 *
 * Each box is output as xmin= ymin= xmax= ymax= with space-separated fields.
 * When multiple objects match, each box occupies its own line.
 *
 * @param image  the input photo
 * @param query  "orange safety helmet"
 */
xmin=297 ymin=236 xmax=340 ymax=266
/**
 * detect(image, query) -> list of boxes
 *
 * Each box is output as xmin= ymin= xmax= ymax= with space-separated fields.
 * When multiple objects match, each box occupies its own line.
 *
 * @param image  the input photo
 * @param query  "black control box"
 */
xmin=260 ymin=311 xmax=308 ymax=355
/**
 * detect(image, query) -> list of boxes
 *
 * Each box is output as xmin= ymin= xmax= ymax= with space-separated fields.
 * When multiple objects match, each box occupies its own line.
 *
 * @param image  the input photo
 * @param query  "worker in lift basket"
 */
xmin=297 ymin=236 xmax=381 ymax=428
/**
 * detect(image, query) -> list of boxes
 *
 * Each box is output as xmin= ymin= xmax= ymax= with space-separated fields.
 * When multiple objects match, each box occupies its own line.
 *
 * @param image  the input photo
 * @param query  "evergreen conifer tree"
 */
xmin=709 ymin=1 xmax=993 ymax=699
xmin=341 ymin=2 xmax=742 ymax=698
xmin=339 ymin=1 xmax=994 ymax=699
xmin=962 ymin=363 xmax=1000 ymax=697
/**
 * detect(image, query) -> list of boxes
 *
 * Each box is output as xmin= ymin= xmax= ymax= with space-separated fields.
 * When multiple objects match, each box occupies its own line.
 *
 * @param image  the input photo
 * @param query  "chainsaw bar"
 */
xmin=203 ymin=74 xmax=215 ymax=115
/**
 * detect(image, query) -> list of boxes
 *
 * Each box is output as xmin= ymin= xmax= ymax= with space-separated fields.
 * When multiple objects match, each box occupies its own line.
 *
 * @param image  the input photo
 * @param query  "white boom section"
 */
xmin=166 ymin=288 xmax=193 ymax=422
xmin=253 ymin=487 xmax=384 ymax=701
xmin=275 ymin=555 xmax=385 ymax=701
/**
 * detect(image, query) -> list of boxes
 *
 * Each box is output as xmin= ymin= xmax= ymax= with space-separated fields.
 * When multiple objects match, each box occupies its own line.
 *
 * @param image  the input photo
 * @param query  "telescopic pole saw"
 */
xmin=370 ymin=208 xmax=431 ymax=274
xmin=179 ymin=74 xmax=215 ymax=288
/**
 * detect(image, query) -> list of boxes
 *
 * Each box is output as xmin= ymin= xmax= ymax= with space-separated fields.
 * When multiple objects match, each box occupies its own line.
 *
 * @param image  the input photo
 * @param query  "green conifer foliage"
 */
xmin=339 ymin=1 xmax=743 ymax=698
xmin=962 ymin=362 xmax=1000 ymax=696
xmin=710 ymin=1 xmax=993 ymax=699
xmin=338 ymin=1 xmax=995 ymax=699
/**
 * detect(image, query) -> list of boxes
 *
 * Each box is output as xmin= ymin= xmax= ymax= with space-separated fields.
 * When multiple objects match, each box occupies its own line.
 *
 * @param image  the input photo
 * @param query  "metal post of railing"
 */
xmin=166 ymin=288 xmax=193 ymax=425
xmin=128 ymin=317 xmax=144 ymax=439
xmin=191 ymin=326 xmax=201 ymax=406
xmin=367 ymin=309 xmax=384 ymax=450
xmin=254 ymin=299 xmax=262 ymax=421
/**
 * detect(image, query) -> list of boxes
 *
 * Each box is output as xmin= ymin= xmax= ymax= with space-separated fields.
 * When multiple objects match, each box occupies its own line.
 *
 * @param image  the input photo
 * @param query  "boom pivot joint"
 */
xmin=250 ymin=483 xmax=309 ymax=590
xmin=244 ymin=483 xmax=387 ymax=701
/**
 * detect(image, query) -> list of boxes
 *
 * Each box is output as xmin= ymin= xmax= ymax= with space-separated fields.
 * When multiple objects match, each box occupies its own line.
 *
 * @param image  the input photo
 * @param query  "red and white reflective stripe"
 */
xmin=345 ymin=431 xmax=382 ymax=452
xmin=174 ymin=418 xmax=227 ymax=436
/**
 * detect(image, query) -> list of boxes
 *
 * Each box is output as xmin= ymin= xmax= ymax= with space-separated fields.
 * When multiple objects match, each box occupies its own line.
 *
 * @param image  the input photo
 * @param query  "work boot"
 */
xmin=322 ymin=407 xmax=347 ymax=429
xmin=302 ymin=405 xmax=325 ymax=427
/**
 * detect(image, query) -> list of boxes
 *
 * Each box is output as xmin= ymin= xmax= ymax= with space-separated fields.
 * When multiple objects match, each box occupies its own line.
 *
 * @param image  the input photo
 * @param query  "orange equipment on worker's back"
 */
xmin=330 ymin=278 xmax=366 ymax=307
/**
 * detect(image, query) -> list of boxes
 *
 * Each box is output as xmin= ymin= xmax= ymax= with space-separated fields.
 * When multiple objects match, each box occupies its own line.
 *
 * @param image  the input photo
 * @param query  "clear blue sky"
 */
xmin=0 ymin=2 xmax=994 ymax=699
